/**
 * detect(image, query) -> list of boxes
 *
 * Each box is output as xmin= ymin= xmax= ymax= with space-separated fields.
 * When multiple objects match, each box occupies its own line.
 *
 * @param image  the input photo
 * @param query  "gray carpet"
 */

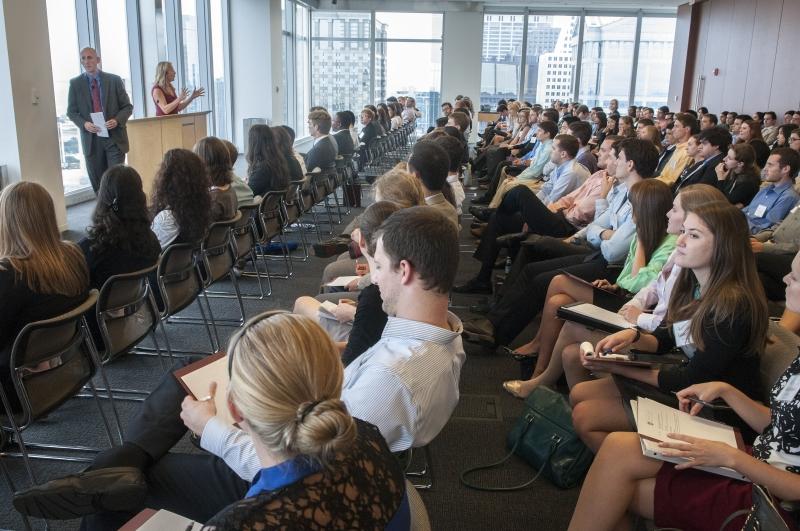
xmin=0 ymin=189 xmax=582 ymax=530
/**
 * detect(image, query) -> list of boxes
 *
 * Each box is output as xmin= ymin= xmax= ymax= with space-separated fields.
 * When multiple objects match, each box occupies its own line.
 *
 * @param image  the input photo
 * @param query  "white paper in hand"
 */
xmin=325 ymin=275 xmax=360 ymax=287
xmin=90 ymin=112 xmax=109 ymax=137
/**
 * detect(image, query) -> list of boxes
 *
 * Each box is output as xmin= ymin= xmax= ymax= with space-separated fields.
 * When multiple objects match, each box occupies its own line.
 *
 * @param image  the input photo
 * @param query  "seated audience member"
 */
xmin=762 ymin=111 xmax=779 ymax=144
xmin=246 ymin=124 xmax=290 ymax=198
xmin=618 ymin=116 xmax=635 ymax=138
xmin=771 ymin=123 xmax=798 ymax=151
xmin=789 ymin=127 xmax=800 ymax=154
xmin=567 ymin=250 xmax=800 ymax=531
xmin=461 ymin=139 xmax=658 ymax=347
xmin=407 ymin=140 xmax=459 ymax=228
xmin=388 ymin=103 xmax=403 ymax=130
xmin=364 ymin=105 xmax=385 ymax=136
xmin=672 ymin=127 xmax=730 ymax=194
xmin=195 ymin=136 xmax=238 ymax=221
xmin=447 ymin=110 xmax=471 ymax=141
xmin=754 ymin=206 xmax=800 ymax=300
xmin=502 ymin=180 xmax=676 ymax=398
xmin=457 ymin=136 xmax=619 ymax=295
xmin=81 ymin=165 xmax=161 ymax=291
xmin=305 ymin=110 xmax=338 ymax=171
xmin=737 ymin=118 xmax=770 ymax=168
xmin=14 ymin=207 xmax=462 ymax=529
xmin=274 ymin=126 xmax=305 ymax=184
xmin=700 ymin=112 xmax=718 ymax=130
xmin=441 ymin=101 xmax=452 ymax=117
xmin=657 ymin=113 xmax=697 ymax=186
xmin=376 ymin=103 xmax=392 ymax=133
xmin=534 ymin=133 xmax=589 ymax=205
xmin=568 ymin=201 xmax=768 ymax=452
xmin=742 ymin=148 xmax=800 ymax=234
xmin=0 ymin=182 xmax=89 ymax=409
xmin=654 ymin=123 xmax=675 ymax=175
xmin=294 ymin=201 xmax=398 ymax=363
xmin=639 ymin=126 xmax=663 ymax=154
xmin=358 ymin=108 xmax=380 ymax=150
xmin=16 ymin=313 xmax=412 ymax=530
xmin=151 ymin=149 xmax=212 ymax=248
xmin=433 ymin=134 xmax=467 ymax=218
xmin=222 ymin=140 xmax=255 ymax=205
xmin=569 ymin=121 xmax=598 ymax=174
xmin=714 ymin=142 xmax=761 ymax=207
xmin=590 ymin=111 xmax=608 ymax=146
xmin=401 ymin=97 xmax=418 ymax=123
xmin=332 ymin=111 xmax=355 ymax=156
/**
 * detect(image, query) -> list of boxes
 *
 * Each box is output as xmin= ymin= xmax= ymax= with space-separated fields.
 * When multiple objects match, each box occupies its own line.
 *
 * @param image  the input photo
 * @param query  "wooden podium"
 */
xmin=127 ymin=111 xmax=210 ymax=196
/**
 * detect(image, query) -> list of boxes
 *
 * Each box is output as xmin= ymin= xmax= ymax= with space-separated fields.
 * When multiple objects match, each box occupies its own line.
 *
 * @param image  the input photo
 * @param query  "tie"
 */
xmin=91 ymin=78 xmax=102 ymax=113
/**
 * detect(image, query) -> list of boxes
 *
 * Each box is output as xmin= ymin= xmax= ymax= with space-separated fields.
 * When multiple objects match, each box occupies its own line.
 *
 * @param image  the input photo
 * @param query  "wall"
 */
xmin=670 ymin=0 xmax=800 ymax=114
xmin=441 ymin=10 xmax=483 ymax=133
xmin=0 ymin=0 xmax=67 ymax=228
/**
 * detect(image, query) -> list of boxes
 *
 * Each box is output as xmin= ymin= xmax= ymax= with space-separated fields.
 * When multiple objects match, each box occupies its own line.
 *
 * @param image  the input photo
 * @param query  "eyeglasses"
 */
xmin=227 ymin=309 xmax=291 ymax=377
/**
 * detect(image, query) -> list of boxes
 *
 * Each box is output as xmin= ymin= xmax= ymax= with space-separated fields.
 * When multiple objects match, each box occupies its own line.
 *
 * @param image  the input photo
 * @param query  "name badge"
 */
xmin=754 ymin=204 xmax=768 ymax=218
xmin=776 ymin=374 xmax=800 ymax=402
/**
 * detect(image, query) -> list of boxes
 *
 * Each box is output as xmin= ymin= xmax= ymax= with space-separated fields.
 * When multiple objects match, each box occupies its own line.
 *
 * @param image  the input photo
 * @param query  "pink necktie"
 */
xmin=91 ymin=78 xmax=102 ymax=113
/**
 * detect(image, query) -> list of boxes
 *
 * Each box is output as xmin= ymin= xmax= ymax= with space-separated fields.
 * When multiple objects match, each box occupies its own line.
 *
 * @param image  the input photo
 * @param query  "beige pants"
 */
xmin=488 ymin=168 xmax=544 ymax=209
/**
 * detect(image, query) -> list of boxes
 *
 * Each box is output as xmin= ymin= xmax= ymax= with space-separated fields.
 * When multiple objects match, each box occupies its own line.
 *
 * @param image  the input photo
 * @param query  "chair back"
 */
xmin=96 ymin=264 xmax=160 ymax=364
xmin=760 ymin=320 xmax=800 ymax=403
xmin=405 ymin=480 xmax=432 ymax=531
xmin=156 ymin=242 xmax=203 ymax=317
xmin=2 ymin=291 xmax=100 ymax=430
xmin=283 ymin=180 xmax=303 ymax=225
xmin=257 ymin=190 xmax=287 ymax=242
xmin=233 ymin=201 xmax=261 ymax=261
xmin=200 ymin=212 xmax=242 ymax=286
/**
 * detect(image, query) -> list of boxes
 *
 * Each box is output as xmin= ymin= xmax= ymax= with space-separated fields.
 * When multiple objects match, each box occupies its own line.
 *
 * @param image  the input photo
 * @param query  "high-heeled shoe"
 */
xmin=500 ymin=346 xmax=538 ymax=362
xmin=502 ymin=380 xmax=528 ymax=399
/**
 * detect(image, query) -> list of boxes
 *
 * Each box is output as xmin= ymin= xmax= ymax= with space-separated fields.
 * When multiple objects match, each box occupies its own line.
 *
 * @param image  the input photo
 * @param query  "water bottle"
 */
xmin=504 ymin=257 xmax=512 ymax=274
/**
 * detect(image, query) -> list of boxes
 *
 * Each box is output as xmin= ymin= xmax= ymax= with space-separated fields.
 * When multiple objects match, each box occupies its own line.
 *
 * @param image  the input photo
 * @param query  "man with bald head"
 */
xmin=67 ymin=47 xmax=133 ymax=192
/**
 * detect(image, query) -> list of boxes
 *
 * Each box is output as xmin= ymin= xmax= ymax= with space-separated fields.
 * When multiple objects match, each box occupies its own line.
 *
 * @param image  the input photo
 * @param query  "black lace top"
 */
xmin=204 ymin=419 xmax=408 ymax=530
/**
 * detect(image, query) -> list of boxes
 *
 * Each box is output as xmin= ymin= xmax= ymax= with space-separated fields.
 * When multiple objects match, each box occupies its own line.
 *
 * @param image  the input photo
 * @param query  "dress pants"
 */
xmin=488 ymin=241 xmax=617 ymax=346
xmin=756 ymin=252 xmax=794 ymax=301
xmin=82 ymin=358 xmax=248 ymax=530
xmin=86 ymin=135 xmax=125 ymax=193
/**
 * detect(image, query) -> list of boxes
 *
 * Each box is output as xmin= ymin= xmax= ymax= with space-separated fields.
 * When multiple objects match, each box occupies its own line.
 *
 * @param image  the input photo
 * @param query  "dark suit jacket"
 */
xmin=67 ymin=71 xmax=133 ymax=156
xmin=672 ymin=153 xmax=724 ymax=194
xmin=359 ymin=121 xmax=380 ymax=148
xmin=306 ymin=135 xmax=338 ymax=171
xmin=333 ymin=130 xmax=355 ymax=156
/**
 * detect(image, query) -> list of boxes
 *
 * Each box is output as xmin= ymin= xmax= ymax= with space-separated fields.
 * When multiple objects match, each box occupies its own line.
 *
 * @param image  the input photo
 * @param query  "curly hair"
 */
xmin=88 ymin=165 xmax=161 ymax=258
xmin=151 ymin=149 xmax=212 ymax=244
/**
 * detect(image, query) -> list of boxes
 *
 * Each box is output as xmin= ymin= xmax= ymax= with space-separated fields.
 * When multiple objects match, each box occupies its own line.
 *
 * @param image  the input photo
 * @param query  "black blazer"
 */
xmin=359 ymin=122 xmax=380 ymax=148
xmin=67 ymin=71 xmax=133 ymax=156
xmin=672 ymin=153 xmax=724 ymax=194
xmin=333 ymin=130 xmax=355 ymax=156
xmin=306 ymin=135 xmax=338 ymax=171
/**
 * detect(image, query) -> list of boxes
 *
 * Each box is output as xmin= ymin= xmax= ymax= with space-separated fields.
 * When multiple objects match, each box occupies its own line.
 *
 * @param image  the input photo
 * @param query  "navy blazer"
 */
xmin=67 ymin=71 xmax=133 ymax=156
xmin=306 ymin=135 xmax=339 ymax=171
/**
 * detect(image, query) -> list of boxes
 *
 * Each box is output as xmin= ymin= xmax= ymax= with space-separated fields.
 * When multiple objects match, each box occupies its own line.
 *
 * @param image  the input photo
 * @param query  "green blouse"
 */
xmin=616 ymin=234 xmax=677 ymax=294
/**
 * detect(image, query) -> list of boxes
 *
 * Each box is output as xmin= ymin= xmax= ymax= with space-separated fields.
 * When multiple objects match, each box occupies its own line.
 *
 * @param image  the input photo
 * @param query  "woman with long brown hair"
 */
xmin=194 ymin=136 xmax=238 ymax=221
xmin=246 ymin=125 xmax=290 ymax=197
xmin=737 ymin=118 xmax=770 ymax=167
xmin=502 ymin=180 xmax=677 ymax=398
xmin=0 ymin=182 xmax=89 ymax=403
xmin=568 ymin=201 xmax=768 ymax=452
xmin=714 ymin=142 xmax=761 ymax=207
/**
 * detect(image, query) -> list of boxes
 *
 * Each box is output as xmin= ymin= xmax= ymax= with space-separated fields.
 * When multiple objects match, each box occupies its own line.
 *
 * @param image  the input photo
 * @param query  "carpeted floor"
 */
xmin=0 ymin=187 xmax=584 ymax=531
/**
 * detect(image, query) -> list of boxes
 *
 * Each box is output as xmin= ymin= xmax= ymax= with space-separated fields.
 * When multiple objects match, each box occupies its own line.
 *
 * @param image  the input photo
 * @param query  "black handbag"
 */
xmin=460 ymin=386 xmax=593 ymax=491
xmin=718 ymin=485 xmax=791 ymax=531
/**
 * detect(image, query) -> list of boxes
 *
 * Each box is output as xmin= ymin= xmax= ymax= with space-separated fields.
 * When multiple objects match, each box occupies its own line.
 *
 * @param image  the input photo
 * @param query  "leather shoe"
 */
xmin=13 ymin=467 xmax=147 ymax=520
xmin=470 ymin=225 xmax=485 ymax=238
xmin=468 ymin=205 xmax=495 ymax=222
xmin=452 ymin=278 xmax=493 ymax=295
xmin=471 ymin=195 xmax=490 ymax=205
xmin=462 ymin=318 xmax=496 ymax=346
xmin=496 ymin=231 xmax=530 ymax=248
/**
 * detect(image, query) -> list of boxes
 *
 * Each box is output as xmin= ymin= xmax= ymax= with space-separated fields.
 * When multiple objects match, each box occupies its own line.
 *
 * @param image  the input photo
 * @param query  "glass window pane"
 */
xmin=375 ymin=41 xmax=442 ymax=134
xmin=210 ymin=0 xmax=228 ymax=139
xmin=46 ymin=0 xmax=90 ymax=194
xmin=311 ymin=11 xmax=371 ymax=115
xmin=295 ymin=3 xmax=310 ymax=135
xmin=634 ymin=17 xmax=676 ymax=108
xmin=523 ymin=16 xmax=579 ymax=106
xmin=578 ymin=17 xmax=637 ymax=109
xmin=181 ymin=0 xmax=201 ymax=113
xmin=140 ymin=0 xmax=168 ymax=116
xmin=374 ymin=12 xmax=442 ymax=40
xmin=97 ymin=0 xmax=132 ymax=96
xmin=480 ymin=14 xmax=524 ymax=110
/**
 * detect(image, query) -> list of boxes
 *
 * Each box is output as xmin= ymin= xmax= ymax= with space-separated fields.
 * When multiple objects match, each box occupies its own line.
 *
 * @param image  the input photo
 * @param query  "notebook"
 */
xmin=173 ymin=351 xmax=234 ymax=426
xmin=120 ymin=508 xmax=203 ymax=531
xmin=557 ymin=302 xmax=635 ymax=333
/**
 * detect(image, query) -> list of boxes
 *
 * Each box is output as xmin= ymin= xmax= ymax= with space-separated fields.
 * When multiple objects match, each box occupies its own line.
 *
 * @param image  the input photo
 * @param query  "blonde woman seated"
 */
xmin=567 ymin=250 xmax=800 ymax=531
xmin=503 ymin=179 xmax=676 ymax=398
xmin=205 ymin=311 xmax=410 ymax=529
xmin=318 ymin=168 xmax=423 ymax=297
xmin=569 ymin=202 xmax=768 ymax=452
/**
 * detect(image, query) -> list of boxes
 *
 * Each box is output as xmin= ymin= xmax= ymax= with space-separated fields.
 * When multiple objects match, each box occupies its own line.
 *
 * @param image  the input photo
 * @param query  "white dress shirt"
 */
xmin=200 ymin=312 xmax=465 ymax=481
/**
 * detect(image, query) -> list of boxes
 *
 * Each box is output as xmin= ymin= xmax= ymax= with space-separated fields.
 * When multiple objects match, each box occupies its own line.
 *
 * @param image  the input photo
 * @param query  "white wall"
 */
xmin=0 ymin=0 xmax=67 ymax=228
xmin=229 ymin=0 xmax=284 ymax=151
xmin=441 ymin=11 xmax=483 ymax=140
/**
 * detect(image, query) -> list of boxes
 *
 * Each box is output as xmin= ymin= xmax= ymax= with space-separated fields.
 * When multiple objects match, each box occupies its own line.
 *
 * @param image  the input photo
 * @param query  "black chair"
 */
xmin=252 ymin=190 xmax=293 ymax=279
xmin=213 ymin=201 xmax=273 ymax=299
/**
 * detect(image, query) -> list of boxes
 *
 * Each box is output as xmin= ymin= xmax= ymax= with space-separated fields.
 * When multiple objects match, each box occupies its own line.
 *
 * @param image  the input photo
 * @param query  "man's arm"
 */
xmin=112 ymin=75 xmax=133 ymax=125
xmin=66 ymin=79 xmax=86 ymax=130
xmin=200 ymin=418 xmax=261 ymax=481
xmin=599 ymin=217 xmax=637 ymax=264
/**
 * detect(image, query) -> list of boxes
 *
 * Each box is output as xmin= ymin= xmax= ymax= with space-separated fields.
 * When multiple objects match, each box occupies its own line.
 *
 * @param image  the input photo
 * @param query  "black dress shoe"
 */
xmin=471 ymin=195 xmax=490 ymax=205
xmin=13 ymin=467 xmax=147 ymax=520
xmin=469 ymin=206 xmax=495 ymax=222
xmin=461 ymin=318 xmax=496 ymax=346
xmin=469 ymin=300 xmax=492 ymax=314
xmin=496 ymin=231 xmax=530 ymax=248
xmin=452 ymin=278 xmax=493 ymax=295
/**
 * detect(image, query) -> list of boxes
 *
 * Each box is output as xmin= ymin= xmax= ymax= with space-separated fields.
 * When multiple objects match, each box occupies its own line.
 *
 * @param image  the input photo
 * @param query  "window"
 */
xmin=210 ymin=0 xmax=229 ymax=139
xmin=97 ymin=0 xmax=132 ymax=96
xmin=634 ymin=17 xmax=676 ymax=108
xmin=181 ymin=0 xmax=202 ymax=113
xmin=311 ymin=12 xmax=371 ymax=116
xmin=46 ymin=0 xmax=90 ymax=195
xmin=295 ymin=3 xmax=310 ymax=134
xmin=480 ymin=14 xmax=524 ymax=110
xmin=578 ymin=16 xmax=637 ymax=109
xmin=374 ymin=12 xmax=443 ymax=134
xmin=523 ymin=15 xmax=579 ymax=105
xmin=140 ymin=0 xmax=168 ymax=116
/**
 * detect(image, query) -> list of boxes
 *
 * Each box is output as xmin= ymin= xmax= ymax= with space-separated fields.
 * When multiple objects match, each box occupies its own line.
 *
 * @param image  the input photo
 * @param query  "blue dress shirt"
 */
xmin=742 ymin=180 xmax=800 ymax=234
xmin=84 ymin=72 xmax=104 ymax=112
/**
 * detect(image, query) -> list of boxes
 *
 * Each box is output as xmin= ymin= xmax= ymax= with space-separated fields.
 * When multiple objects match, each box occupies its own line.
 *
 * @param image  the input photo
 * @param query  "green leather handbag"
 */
xmin=460 ymin=386 xmax=593 ymax=491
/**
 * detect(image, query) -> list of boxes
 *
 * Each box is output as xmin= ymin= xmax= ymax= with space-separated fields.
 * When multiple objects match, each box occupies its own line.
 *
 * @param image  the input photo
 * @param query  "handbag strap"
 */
xmin=459 ymin=416 xmax=561 ymax=492
xmin=719 ymin=509 xmax=750 ymax=531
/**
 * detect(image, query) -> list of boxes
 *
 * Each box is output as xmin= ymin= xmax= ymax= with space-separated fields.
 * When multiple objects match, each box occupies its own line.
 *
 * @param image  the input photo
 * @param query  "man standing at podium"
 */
xmin=67 ymin=47 xmax=133 ymax=193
